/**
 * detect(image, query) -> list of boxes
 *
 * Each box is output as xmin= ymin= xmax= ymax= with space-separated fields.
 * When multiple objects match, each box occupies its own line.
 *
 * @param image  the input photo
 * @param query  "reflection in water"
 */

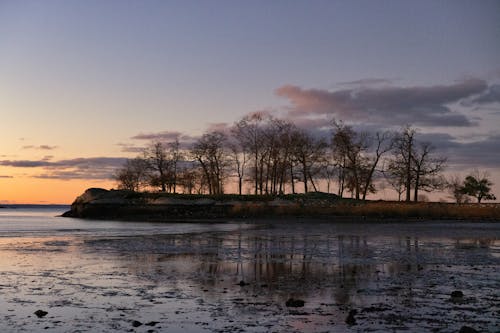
xmin=1 ymin=221 xmax=498 ymax=333
xmin=98 ymin=227 xmax=499 ymax=310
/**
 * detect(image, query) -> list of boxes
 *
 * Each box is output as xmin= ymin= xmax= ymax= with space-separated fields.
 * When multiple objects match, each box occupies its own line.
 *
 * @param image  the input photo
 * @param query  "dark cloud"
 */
xmin=337 ymin=78 xmax=396 ymax=87
xmin=446 ymin=135 xmax=500 ymax=168
xmin=22 ymin=145 xmax=58 ymax=150
xmin=468 ymin=84 xmax=500 ymax=105
xmin=276 ymin=78 xmax=489 ymax=127
xmin=116 ymin=143 xmax=145 ymax=154
xmin=131 ymin=130 xmax=196 ymax=142
xmin=0 ymin=160 xmax=52 ymax=167
xmin=0 ymin=157 xmax=127 ymax=180
xmin=130 ymin=130 xmax=200 ymax=151
xmin=0 ymin=175 xmax=13 ymax=178
xmin=406 ymin=132 xmax=500 ymax=168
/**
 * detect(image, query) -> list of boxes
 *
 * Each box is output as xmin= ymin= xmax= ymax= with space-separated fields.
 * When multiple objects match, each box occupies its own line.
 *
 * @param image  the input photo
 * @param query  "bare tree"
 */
xmin=233 ymin=113 xmax=268 ymax=195
xmin=388 ymin=126 xmax=446 ymax=202
xmin=145 ymin=141 xmax=170 ymax=192
xmin=227 ymin=140 xmax=247 ymax=195
xmin=331 ymin=121 xmax=379 ymax=200
xmin=361 ymin=131 xmax=394 ymax=200
xmin=179 ymin=165 xmax=201 ymax=194
xmin=411 ymin=142 xmax=446 ymax=201
xmin=447 ymin=174 xmax=468 ymax=203
xmin=114 ymin=157 xmax=149 ymax=191
xmin=290 ymin=128 xmax=327 ymax=193
xmin=383 ymin=166 xmax=406 ymax=201
xmin=391 ymin=125 xmax=417 ymax=202
xmin=168 ymin=137 xmax=182 ymax=193
xmin=191 ymin=131 xmax=228 ymax=195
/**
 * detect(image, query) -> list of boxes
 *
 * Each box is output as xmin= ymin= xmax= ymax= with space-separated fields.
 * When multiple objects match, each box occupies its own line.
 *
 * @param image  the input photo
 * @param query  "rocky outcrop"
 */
xmin=62 ymin=188 xmax=332 ymax=220
xmin=62 ymin=188 xmax=228 ymax=220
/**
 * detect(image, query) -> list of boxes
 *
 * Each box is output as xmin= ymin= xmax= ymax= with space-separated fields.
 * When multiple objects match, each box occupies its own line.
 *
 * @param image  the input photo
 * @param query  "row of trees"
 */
xmin=114 ymin=114 xmax=494 ymax=202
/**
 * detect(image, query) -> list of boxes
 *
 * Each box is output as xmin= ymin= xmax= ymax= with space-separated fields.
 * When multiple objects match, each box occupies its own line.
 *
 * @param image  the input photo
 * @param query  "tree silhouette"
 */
xmin=460 ymin=172 xmax=496 ymax=203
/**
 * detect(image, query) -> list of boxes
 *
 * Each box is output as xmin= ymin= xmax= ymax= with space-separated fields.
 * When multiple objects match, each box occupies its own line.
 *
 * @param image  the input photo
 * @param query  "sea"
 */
xmin=0 ymin=205 xmax=498 ymax=332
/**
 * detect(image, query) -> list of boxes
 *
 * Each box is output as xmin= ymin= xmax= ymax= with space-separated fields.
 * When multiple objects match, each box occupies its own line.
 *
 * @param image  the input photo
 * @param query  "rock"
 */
xmin=34 ymin=310 xmax=48 ymax=318
xmin=451 ymin=290 xmax=464 ymax=302
xmin=132 ymin=320 xmax=143 ymax=327
xmin=458 ymin=326 xmax=479 ymax=333
xmin=145 ymin=321 xmax=159 ymax=326
xmin=285 ymin=298 xmax=305 ymax=307
xmin=345 ymin=309 xmax=357 ymax=325
xmin=238 ymin=280 xmax=249 ymax=286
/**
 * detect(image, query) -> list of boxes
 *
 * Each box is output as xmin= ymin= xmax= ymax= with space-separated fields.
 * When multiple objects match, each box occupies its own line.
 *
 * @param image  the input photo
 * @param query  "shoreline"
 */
xmin=61 ymin=188 xmax=500 ymax=223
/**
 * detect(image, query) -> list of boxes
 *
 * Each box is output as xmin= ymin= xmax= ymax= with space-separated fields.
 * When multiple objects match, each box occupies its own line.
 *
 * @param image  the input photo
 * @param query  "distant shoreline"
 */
xmin=0 ymin=204 xmax=70 ymax=209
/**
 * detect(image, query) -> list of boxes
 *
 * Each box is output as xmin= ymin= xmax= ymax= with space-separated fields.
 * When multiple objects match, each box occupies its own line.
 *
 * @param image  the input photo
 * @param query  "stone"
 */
xmin=345 ymin=309 xmax=357 ymax=325
xmin=451 ymin=290 xmax=464 ymax=303
xmin=132 ymin=320 xmax=142 ymax=327
xmin=34 ymin=310 xmax=48 ymax=318
xmin=285 ymin=298 xmax=305 ymax=307
xmin=458 ymin=326 xmax=479 ymax=333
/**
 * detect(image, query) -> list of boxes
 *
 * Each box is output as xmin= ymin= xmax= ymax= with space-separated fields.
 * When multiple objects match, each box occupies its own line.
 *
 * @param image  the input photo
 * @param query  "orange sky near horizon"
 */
xmin=0 ymin=176 xmax=114 ymax=205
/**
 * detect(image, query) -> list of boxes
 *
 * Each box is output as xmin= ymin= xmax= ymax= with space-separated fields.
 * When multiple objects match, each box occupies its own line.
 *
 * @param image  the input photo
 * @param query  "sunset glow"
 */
xmin=1 ymin=0 xmax=499 ymax=204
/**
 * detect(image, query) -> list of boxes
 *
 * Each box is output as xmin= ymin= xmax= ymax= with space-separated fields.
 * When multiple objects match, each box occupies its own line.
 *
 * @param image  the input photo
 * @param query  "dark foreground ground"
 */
xmin=0 ymin=219 xmax=498 ymax=332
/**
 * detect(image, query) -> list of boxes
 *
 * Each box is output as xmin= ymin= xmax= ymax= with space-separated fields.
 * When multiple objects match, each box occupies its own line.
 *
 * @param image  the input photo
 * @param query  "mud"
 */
xmin=0 ymin=221 xmax=498 ymax=332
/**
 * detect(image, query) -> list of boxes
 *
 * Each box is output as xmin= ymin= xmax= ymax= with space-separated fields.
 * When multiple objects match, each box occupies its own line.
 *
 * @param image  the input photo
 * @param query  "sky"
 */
xmin=1 ymin=0 xmax=499 ymax=204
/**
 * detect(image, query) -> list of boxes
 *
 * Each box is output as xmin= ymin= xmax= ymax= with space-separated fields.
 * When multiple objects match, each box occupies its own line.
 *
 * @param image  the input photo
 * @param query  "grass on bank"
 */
xmin=225 ymin=200 xmax=500 ymax=220
xmin=117 ymin=190 xmax=499 ymax=220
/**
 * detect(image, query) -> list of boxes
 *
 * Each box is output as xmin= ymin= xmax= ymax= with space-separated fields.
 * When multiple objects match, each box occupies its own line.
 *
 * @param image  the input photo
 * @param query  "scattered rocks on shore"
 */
xmin=285 ymin=298 xmax=305 ymax=307
xmin=459 ymin=326 xmax=479 ymax=333
xmin=451 ymin=290 xmax=464 ymax=303
xmin=34 ymin=310 xmax=48 ymax=318
xmin=345 ymin=309 xmax=357 ymax=325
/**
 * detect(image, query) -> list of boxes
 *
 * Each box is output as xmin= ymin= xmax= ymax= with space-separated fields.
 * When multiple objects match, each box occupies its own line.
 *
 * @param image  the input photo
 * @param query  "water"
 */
xmin=0 ymin=206 xmax=498 ymax=332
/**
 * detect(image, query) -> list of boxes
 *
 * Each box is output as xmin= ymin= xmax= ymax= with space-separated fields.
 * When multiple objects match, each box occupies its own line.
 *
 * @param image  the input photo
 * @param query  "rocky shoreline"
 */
xmin=62 ymin=188 xmax=304 ymax=220
xmin=62 ymin=188 xmax=500 ymax=221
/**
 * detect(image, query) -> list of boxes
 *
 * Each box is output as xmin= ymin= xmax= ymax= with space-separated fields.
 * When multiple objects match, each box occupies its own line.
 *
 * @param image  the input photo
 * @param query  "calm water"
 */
xmin=0 ymin=206 xmax=498 ymax=332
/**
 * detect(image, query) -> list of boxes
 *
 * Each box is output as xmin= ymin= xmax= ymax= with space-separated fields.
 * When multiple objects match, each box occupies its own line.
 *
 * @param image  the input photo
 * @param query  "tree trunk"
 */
xmin=405 ymin=139 xmax=412 ymax=202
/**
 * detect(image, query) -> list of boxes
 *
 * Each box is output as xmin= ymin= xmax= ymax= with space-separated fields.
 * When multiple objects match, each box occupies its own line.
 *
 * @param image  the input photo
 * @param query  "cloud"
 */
xmin=0 ymin=157 xmax=127 ymax=180
xmin=116 ymin=143 xmax=146 ymax=154
xmin=406 ymin=132 xmax=500 ymax=168
xmin=446 ymin=135 xmax=500 ymax=168
xmin=206 ymin=122 xmax=232 ymax=133
xmin=22 ymin=145 xmax=58 ymax=150
xmin=130 ymin=130 xmax=199 ymax=150
xmin=131 ymin=130 xmax=196 ymax=142
xmin=0 ymin=160 xmax=52 ymax=167
xmin=275 ymin=78 xmax=489 ymax=127
xmin=0 ymin=175 xmax=13 ymax=178
xmin=468 ymin=84 xmax=500 ymax=105
xmin=337 ymin=78 xmax=396 ymax=87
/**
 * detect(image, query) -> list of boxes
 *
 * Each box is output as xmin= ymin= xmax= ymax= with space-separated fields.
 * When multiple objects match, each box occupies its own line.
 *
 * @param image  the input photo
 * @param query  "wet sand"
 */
xmin=0 ymin=221 xmax=499 ymax=332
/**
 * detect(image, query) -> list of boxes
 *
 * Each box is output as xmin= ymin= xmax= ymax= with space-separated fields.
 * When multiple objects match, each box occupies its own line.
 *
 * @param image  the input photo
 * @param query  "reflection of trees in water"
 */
xmin=454 ymin=238 xmax=494 ymax=249
xmin=115 ymin=231 xmax=382 ymax=305
xmin=103 ymin=231 xmax=498 ymax=306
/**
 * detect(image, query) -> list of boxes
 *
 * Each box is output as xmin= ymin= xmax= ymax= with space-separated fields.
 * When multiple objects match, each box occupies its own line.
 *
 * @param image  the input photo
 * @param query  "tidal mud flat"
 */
xmin=0 ymin=220 xmax=499 ymax=333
